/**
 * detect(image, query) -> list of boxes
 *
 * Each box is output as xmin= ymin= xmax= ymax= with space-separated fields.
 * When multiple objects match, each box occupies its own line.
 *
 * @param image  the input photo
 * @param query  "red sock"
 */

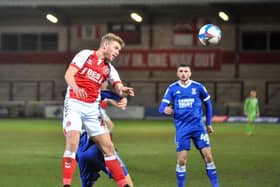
xmin=62 ymin=157 xmax=76 ymax=186
xmin=105 ymin=156 xmax=127 ymax=187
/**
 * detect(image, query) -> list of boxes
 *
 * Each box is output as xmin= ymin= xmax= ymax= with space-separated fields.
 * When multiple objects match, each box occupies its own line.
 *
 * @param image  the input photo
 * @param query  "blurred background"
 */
xmin=0 ymin=0 xmax=279 ymax=120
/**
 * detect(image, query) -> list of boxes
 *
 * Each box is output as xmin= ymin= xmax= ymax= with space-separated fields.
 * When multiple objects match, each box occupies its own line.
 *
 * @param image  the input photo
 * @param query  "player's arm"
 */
xmin=204 ymin=99 xmax=214 ymax=133
xmin=101 ymin=90 xmax=127 ymax=110
xmin=108 ymin=64 xmax=134 ymax=97
xmin=107 ymin=99 xmax=120 ymax=107
xmin=101 ymin=90 xmax=121 ymax=101
xmin=65 ymin=49 xmax=92 ymax=99
xmin=109 ymin=98 xmax=128 ymax=110
xmin=159 ymin=87 xmax=173 ymax=115
xmin=159 ymin=102 xmax=173 ymax=115
xmin=113 ymin=82 xmax=134 ymax=97
xmin=200 ymin=85 xmax=214 ymax=133
xmin=243 ymin=99 xmax=248 ymax=116
xmin=64 ymin=65 xmax=87 ymax=99
xmin=256 ymin=99 xmax=260 ymax=116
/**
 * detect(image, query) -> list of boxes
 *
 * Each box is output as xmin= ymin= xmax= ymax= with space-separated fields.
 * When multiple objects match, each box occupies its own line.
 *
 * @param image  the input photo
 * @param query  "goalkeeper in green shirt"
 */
xmin=243 ymin=89 xmax=260 ymax=135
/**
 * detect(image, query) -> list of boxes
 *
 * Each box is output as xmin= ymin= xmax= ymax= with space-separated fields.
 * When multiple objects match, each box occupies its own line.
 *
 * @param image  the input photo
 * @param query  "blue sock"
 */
xmin=206 ymin=162 xmax=219 ymax=187
xmin=176 ymin=164 xmax=186 ymax=187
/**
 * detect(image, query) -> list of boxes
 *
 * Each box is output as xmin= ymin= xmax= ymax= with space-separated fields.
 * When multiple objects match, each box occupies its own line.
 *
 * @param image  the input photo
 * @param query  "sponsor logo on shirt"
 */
xmin=80 ymin=67 xmax=104 ymax=84
xmin=178 ymin=98 xmax=194 ymax=108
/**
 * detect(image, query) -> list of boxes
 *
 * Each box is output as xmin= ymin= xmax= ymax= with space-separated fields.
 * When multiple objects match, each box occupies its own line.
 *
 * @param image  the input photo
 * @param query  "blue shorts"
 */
xmin=175 ymin=128 xmax=210 ymax=152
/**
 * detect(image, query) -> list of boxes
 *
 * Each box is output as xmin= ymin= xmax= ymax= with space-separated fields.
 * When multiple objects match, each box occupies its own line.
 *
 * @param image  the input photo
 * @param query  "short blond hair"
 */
xmin=101 ymin=33 xmax=125 ymax=49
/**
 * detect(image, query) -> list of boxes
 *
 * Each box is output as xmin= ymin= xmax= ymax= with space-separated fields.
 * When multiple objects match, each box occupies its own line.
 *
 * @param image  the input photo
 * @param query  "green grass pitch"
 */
xmin=0 ymin=119 xmax=279 ymax=187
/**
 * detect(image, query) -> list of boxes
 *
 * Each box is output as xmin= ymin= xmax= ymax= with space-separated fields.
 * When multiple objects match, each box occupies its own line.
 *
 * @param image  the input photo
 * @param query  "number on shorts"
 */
xmin=200 ymin=133 xmax=210 ymax=145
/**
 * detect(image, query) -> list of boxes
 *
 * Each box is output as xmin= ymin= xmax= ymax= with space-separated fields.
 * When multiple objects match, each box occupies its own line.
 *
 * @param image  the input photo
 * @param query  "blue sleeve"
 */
xmin=158 ymin=87 xmax=172 ymax=114
xmin=158 ymin=102 xmax=169 ymax=114
xmin=100 ymin=90 xmax=121 ymax=101
xmin=199 ymin=84 xmax=212 ymax=126
xmin=204 ymin=99 xmax=213 ymax=126
xmin=200 ymin=85 xmax=210 ymax=100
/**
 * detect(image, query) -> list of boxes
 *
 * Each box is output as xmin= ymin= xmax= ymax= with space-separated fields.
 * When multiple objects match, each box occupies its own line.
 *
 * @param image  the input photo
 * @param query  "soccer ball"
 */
xmin=198 ymin=24 xmax=222 ymax=46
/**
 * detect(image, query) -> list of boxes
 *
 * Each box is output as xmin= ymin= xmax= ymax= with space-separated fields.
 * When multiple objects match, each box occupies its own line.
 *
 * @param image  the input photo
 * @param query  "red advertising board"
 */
xmin=1 ymin=49 xmax=278 ymax=68
xmin=114 ymin=49 xmax=222 ymax=70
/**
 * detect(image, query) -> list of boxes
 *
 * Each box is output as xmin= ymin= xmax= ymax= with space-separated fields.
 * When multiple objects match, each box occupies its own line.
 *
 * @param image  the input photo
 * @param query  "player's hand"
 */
xmin=120 ymin=86 xmax=134 ymax=97
xmin=117 ymin=97 xmax=128 ymax=110
xmin=206 ymin=125 xmax=214 ymax=134
xmin=72 ymin=87 xmax=87 ymax=99
xmin=164 ymin=106 xmax=173 ymax=115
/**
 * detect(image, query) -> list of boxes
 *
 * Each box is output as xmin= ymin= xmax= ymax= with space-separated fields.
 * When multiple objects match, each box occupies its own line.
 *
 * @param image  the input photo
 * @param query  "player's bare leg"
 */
xmin=93 ymin=133 xmax=129 ymax=187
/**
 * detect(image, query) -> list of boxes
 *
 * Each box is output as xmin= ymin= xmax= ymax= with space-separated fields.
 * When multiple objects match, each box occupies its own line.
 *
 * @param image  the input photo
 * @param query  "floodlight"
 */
xmin=130 ymin=12 xmax=143 ymax=23
xmin=218 ymin=11 xmax=229 ymax=22
xmin=46 ymin=13 xmax=58 ymax=23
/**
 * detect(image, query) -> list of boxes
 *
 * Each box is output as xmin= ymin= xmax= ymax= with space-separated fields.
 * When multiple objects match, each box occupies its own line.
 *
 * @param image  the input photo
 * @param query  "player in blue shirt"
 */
xmin=76 ymin=90 xmax=133 ymax=187
xmin=76 ymin=132 xmax=132 ymax=187
xmin=159 ymin=64 xmax=219 ymax=187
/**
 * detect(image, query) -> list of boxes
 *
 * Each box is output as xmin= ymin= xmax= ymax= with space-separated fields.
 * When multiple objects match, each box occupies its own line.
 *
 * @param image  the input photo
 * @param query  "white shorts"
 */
xmin=62 ymin=98 xmax=109 ymax=137
xmin=100 ymin=108 xmax=110 ymax=121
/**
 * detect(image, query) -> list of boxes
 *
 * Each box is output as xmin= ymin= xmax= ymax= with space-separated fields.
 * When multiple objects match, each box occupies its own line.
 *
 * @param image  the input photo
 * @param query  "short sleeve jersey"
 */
xmin=65 ymin=50 xmax=121 ymax=103
xmin=161 ymin=80 xmax=210 ymax=130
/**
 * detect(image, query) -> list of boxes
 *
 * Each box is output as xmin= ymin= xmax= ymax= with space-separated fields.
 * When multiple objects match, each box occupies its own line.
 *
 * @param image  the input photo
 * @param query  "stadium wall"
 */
xmin=0 ymin=14 xmax=279 ymax=116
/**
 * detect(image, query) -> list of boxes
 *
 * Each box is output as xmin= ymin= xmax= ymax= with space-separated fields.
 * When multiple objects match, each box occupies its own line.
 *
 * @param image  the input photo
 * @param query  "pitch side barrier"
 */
xmin=212 ymin=115 xmax=280 ymax=123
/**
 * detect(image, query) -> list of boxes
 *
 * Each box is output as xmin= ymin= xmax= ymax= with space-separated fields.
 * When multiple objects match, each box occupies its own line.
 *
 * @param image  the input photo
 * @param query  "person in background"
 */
xmin=159 ymin=64 xmax=219 ymax=187
xmin=243 ymin=89 xmax=260 ymax=136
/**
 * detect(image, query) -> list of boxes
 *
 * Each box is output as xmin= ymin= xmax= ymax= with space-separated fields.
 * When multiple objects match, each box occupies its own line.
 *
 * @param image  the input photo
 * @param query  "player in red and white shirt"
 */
xmin=62 ymin=33 xmax=134 ymax=187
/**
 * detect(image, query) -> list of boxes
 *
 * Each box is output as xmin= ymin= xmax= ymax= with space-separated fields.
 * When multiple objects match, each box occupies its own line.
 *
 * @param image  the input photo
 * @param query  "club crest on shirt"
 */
xmin=192 ymin=88 xmax=197 ymax=95
xmin=103 ymin=66 xmax=110 ymax=75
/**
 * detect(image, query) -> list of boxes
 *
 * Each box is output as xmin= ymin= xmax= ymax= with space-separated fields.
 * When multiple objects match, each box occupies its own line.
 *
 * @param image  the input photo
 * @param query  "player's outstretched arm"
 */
xmin=101 ymin=90 xmax=127 ymax=110
xmin=115 ymin=98 xmax=128 ymax=110
xmin=114 ymin=82 xmax=134 ymax=97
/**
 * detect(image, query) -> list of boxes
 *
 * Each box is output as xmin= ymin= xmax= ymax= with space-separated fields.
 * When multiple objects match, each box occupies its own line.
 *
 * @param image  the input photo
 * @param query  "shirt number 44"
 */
xmin=200 ymin=133 xmax=210 ymax=145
